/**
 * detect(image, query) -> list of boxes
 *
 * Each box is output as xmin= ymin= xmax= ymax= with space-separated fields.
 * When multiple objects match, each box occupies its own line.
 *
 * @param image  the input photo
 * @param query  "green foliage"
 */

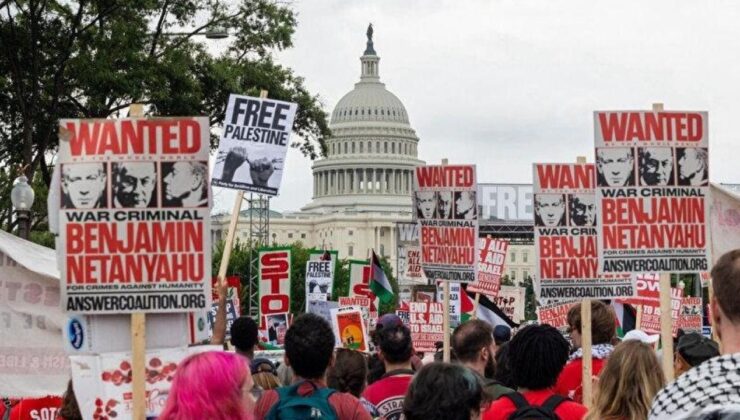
xmin=1 ymin=0 xmax=331 ymax=236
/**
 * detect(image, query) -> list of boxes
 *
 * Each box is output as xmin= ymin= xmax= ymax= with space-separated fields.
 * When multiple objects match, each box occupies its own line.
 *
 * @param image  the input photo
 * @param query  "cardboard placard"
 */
xmin=467 ymin=237 xmax=508 ymax=298
xmin=409 ymin=301 xmax=444 ymax=352
xmin=258 ymin=247 xmax=292 ymax=330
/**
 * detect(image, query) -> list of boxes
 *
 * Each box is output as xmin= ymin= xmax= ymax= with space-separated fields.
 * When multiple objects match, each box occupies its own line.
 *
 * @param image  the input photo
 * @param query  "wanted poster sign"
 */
xmin=396 ymin=222 xmax=427 ymax=284
xmin=258 ymin=247 xmax=292 ymax=330
xmin=55 ymin=117 xmax=211 ymax=314
xmin=330 ymin=307 xmax=369 ymax=352
xmin=534 ymin=163 xmax=635 ymax=299
xmin=594 ymin=110 xmax=710 ymax=273
xmin=495 ymin=285 xmax=526 ymax=323
xmin=409 ymin=301 xmax=444 ymax=352
xmin=537 ymin=301 xmax=578 ymax=334
xmin=467 ymin=237 xmax=508 ymax=298
xmin=677 ymin=296 xmax=703 ymax=334
xmin=414 ymin=164 xmax=478 ymax=283
xmin=212 ymin=94 xmax=297 ymax=195
xmin=348 ymin=260 xmax=379 ymax=311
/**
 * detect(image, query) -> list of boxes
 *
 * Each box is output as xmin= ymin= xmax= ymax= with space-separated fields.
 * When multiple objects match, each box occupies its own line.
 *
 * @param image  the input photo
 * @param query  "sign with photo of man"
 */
xmin=594 ymin=110 xmax=710 ymax=273
xmin=211 ymin=94 xmax=298 ymax=196
xmin=53 ymin=117 xmax=212 ymax=314
xmin=534 ymin=163 xmax=634 ymax=299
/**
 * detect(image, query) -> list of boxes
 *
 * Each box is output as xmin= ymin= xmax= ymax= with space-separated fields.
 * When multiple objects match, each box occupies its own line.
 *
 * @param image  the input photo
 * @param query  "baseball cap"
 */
xmin=376 ymin=314 xmax=403 ymax=330
xmin=623 ymin=329 xmax=660 ymax=344
xmin=250 ymin=357 xmax=277 ymax=375
xmin=493 ymin=325 xmax=511 ymax=345
xmin=677 ymin=332 xmax=720 ymax=367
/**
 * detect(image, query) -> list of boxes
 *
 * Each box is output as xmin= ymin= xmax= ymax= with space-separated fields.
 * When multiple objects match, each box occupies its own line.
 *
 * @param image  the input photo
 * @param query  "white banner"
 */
xmin=305 ymin=260 xmax=334 ymax=303
xmin=211 ymin=94 xmax=298 ymax=196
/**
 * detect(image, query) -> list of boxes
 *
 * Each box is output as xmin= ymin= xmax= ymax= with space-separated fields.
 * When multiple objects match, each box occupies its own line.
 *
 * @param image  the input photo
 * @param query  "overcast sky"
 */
xmin=212 ymin=0 xmax=740 ymax=213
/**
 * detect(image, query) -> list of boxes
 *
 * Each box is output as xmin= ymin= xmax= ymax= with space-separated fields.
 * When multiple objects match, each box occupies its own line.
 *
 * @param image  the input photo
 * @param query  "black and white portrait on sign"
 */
xmin=454 ymin=191 xmax=477 ymax=220
xmin=112 ymin=162 xmax=157 ymax=208
xmin=596 ymin=147 xmax=635 ymax=187
xmin=415 ymin=191 xmax=436 ymax=220
xmin=161 ymin=161 xmax=209 ymax=207
xmin=638 ymin=147 xmax=674 ymax=186
xmin=568 ymin=194 xmax=596 ymax=226
xmin=61 ymin=163 xmax=108 ymax=209
xmin=436 ymin=191 xmax=453 ymax=219
xmin=677 ymin=147 xmax=709 ymax=186
xmin=534 ymin=194 xmax=566 ymax=227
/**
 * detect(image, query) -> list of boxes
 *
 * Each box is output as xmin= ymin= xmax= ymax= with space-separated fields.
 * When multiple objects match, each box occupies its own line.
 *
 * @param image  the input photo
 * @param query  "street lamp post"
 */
xmin=11 ymin=174 xmax=35 ymax=240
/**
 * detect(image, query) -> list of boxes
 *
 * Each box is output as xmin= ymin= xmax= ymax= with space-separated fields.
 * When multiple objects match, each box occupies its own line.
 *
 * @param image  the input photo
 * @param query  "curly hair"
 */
xmin=327 ymin=348 xmax=368 ymax=397
xmin=493 ymin=342 xmax=515 ymax=389
xmin=509 ymin=324 xmax=570 ymax=390
xmin=285 ymin=313 xmax=336 ymax=379
xmin=403 ymin=363 xmax=486 ymax=420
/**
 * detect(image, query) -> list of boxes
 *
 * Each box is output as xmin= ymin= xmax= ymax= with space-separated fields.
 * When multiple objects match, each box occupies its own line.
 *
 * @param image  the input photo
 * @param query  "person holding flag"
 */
xmin=370 ymin=250 xmax=394 ymax=304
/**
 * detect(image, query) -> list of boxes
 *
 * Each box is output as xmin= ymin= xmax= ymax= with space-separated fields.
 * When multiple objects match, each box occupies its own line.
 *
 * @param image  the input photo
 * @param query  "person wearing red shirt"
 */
xmin=483 ymin=324 xmax=587 ymax=420
xmin=554 ymin=300 xmax=616 ymax=403
xmin=362 ymin=324 xmax=415 ymax=420
xmin=254 ymin=314 xmax=371 ymax=420
xmin=1 ymin=396 xmax=62 ymax=420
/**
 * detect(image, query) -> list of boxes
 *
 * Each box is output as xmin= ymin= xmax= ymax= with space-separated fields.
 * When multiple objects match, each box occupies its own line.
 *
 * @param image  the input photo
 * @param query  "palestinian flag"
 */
xmin=612 ymin=301 xmax=637 ymax=338
xmin=461 ymin=284 xmax=518 ymax=328
xmin=369 ymin=250 xmax=394 ymax=304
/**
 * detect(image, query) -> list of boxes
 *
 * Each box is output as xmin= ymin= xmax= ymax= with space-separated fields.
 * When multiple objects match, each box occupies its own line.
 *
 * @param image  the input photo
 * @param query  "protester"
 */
xmin=673 ymin=332 xmax=720 ymax=377
xmin=452 ymin=319 xmax=513 ymax=400
xmin=159 ymin=351 xmax=254 ymax=420
xmin=254 ymin=313 xmax=371 ymax=420
xmin=363 ymin=324 xmax=415 ymax=419
xmin=622 ymin=329 xmax=659 ymax=346
xmin=586 ymin=340 xmax=665 ymax=420
xmin=58 ymin=380 xmax=83 ymax=420
xmin=650 ymin=250 xmax=740 ymax=419
xmin=251 ymin=358 xmax=282 ymax=400
xmin=483 ymin=324 xmax=587 ymax=420
xmin=555 ymin=300 xmax=616 ymax=403
xmin=368 ymin=313 xmax=422 ymax=384
xmin=403 ymin=362 xmax=487 ymax=420
xmin=276 ymin=362 xmax=295 ymax=386
xmin=327 ymin=348 xmax=378 ymax=417
xmin=493 ymin=325 xmax=512 ymax=350
xmin=231 ymin=316 xmax=260 ymax=360
xmin=493 ymin=341 xmax=516 ymax=389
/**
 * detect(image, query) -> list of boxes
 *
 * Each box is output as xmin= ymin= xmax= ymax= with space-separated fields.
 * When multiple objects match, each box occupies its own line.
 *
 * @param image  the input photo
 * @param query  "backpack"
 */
xmin=505 ymin=392 xmax=566 ymax=420
xmin=265 ymin=381 xmax=338 ymax=420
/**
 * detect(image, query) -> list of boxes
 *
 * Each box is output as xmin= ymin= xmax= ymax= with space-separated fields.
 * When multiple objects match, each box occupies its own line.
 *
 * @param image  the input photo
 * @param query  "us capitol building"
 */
xmin=213 ymin=26 xmax=425 ymax=286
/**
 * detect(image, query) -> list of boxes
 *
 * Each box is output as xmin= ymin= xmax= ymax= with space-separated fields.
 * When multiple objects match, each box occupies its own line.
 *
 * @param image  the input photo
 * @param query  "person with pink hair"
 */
xmin=159 ymin=351 xmax=255 ymax=420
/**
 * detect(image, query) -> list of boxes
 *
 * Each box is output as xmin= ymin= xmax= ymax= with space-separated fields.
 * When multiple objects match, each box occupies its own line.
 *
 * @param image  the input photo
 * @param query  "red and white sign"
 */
xmin=54 ymin=117 xmax=212 ymax=314
xmin=534 ymin=163 xmax=635 ymax=299
xmin=348 ymin=260 xmax=378 ymax=311
xmin=537 ymin=301 xmax=578 ymax=334
xmin=638 ymin=287 xmax=683 ymax=335
xmin=677 ymin=296 xmax=703 ymax=334
xmin=415 ymin=164 xmax=478 ymax=283
xmin=594 ymin=110 xmax=710 ymax=274
xmin=396 ymin=222 xmax=427 ymax=284
xmin=409 ymin=301 xmax=444 ymax=352
xmin=257 ymin=247 xmax=291 ymax=331
xmin=467 ymin=237 xmax=508 ymax=298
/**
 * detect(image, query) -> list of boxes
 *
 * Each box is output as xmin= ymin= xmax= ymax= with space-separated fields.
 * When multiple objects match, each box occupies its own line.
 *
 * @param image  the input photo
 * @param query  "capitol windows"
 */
xmin=301 ymin=233 xmax=306 ymax=239
xmin=348 ymin=230 xmax=353 ymax=236
xmin=511 ymin=251 xmax=516 ymax=263
xmin=523 ymin=251 xmax=528 ymax=263
xmin=360 ymin=142 xmax=363 ymax=153
xmin=384 ymin=142 xmax=388 ymax=153
xmin=352 ymin=142 xmax=356 ymax=153
xmin=348 ymin=245 xmax=354 ymax=256
xmin=511 ymin=270 xmax=517 ymax=281
xmin=380 ymin=244 xmax=385 ymax=256
xmin=344 ymin=142 xmax=347 ymax=154
xmin=288 ymin=233 xmax=293 ymax=239
xmin=392 ymin=142 xmax=396 ymax=153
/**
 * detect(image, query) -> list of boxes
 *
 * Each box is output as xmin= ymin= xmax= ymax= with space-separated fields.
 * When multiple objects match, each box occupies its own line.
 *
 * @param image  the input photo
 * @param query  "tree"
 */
xmin=1 ymin=0 xmax=330 ymax=238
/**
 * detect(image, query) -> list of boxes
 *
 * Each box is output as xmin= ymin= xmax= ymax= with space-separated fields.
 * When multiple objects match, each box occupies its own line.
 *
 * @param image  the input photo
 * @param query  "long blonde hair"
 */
xmin=586 ymin=340 xmax=665 ymax=420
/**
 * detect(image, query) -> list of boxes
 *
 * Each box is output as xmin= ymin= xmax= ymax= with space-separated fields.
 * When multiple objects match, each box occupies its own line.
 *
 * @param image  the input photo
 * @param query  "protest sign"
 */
xmin=396 ymin=222 xmax=427 ymax=285
xmin=534 ymin=163 xmax=635 ymax=299
xmin=436 ymin=281 xmax=461 ymax=327
xmin=478 ymin=184 xmax=534 ymax=221
xmin=339 ymin=297 xmax=372 ymax=329
xmin=330 ymin=307 xmax=369 ymax=352
xmin=618 ymin=273 xmax=662 ymax=306
xmin=409 ymin=302 xmax=444 ymax=352
xmin=263 ymin=313 xmax=289 ymax=346
xmin=594 ymin=110 xmax=710 ymax=273
xmin=207 ymin=294 xmax=239 ymax=340
xmin=306 ymin=300 xmax=338 ymax=324
xmin=348 ymin=260 xmax=379 ymax=311
xmin=415 ymin=164 xmax=478 ymax=283
xmin=709 ymin=183 xmax=740 ymax=260
xmin=468 ymin=237 xmax=508 ymax=298
xmin=0 ymin=231 xmax=68 ymax=399
xmin=211 ymin=94 xmax=298 ymax=196
xmin=70 ymin=346 xmax=219 ymax=420
xmin=54 ymin=117 xmax=211 ymax=314
xmin=677 ymin=297 xmax=703 ymax=334
xmin=309 ymin=249 xmax=339 ymax=295
xmin=396 ymin=310 xmax=410 ymax=326
xmin=537 ymin=301 xmax=578 ymax=334
xmin=494 ymin=285 xmax=526 ymax=323
xmin=305 ymin=260 xmax=334 ymax=303
xmin=638 ymin=287 xmax=683 ymax=335
xmin=258 ymin=247 xmax=292 ymax=330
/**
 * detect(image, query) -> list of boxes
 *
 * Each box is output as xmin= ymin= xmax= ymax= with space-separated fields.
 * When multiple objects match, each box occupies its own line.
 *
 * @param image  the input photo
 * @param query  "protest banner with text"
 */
xmin=436 ymin=281 xmax=462 ymax=327
xmin=495 ymin=285 xmax=526 ymax=323
xmin=258 ymin=247 xmax=291 ymax=330
xmin=211 ymin=94 xmax=298 ymax=195
xmin=305 ymin=260 xmax=334 ymax=304
xmin=467 ymin=237 xmax=508 ymax=298
xmin=537 ymin=301 xmax=578 ymax=334
xmin=409 ymin=301 xmax=444 ymax=352
xmin=348 ymin=260 xmax=379 ymax=311
xmin=396 ymin=222 xmax=427 ymax=285
xmin=55 ymin=117 xmax=211 ymax=314
xmin=638 ymin=287 xmax=683 ymax=335
xmin=534 ymin=163 xmax=635 ymax=299
xmin=415 ymin=164 xmax=478 ymax=283
xmin=330 ymin=307 xmax=369 ymax=352
xmin=594 ymin=110 xmax=710 ymax=273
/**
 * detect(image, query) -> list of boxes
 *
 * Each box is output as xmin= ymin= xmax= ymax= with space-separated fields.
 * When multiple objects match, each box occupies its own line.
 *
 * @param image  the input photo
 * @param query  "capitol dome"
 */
xmin=302 ymin=25 xmax=424 ymax=214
